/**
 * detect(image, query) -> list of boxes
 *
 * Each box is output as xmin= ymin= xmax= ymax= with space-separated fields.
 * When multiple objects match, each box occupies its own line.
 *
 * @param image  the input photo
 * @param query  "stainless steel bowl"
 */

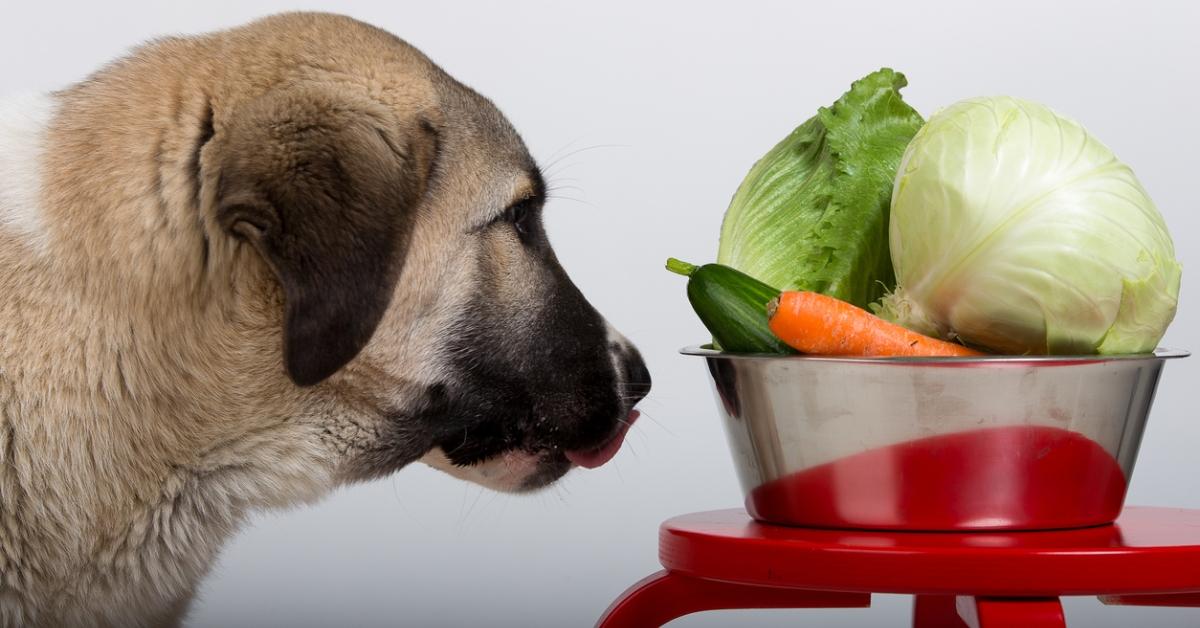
xmin=683 ymin=346 xmax=1188 ymax=531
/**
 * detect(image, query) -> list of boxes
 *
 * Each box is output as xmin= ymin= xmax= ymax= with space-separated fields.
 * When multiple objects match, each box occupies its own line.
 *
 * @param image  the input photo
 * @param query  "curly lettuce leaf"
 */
xmin=717 ymin=68 xmax=924 ymax=308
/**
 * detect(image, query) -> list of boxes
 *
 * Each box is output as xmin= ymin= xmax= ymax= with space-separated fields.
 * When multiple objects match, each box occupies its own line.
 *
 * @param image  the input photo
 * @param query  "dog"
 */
xmin=0 ymin=12 xmax=650 ymax=626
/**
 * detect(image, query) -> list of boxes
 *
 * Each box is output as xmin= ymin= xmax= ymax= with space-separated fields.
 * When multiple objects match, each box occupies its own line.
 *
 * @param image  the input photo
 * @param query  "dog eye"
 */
xmin=503 ymin=200 xmax=534 ymax=236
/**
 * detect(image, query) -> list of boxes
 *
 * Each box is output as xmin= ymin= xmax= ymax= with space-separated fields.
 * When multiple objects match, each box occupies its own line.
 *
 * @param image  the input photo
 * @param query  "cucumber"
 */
xmin=666 ymin=258 xmax=796 ymax=354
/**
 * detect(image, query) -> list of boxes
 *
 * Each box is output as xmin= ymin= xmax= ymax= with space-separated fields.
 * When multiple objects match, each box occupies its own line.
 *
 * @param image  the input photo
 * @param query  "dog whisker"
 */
xmin=545 ymin=189 xmax=589 ymax=200
xmin=539 ymin=137 xmax=586 ymax=165
xmin=540 ymin=143 xmax=629 ymax=173
xmin=544 ymin=175 xmax=582 ymax=184
xmin=541 ymin=160 xmax=585 ymax=181
xmin=546 ymin=482 xmax=570 ymax=506
xmin=497 ymin=491 xmax=511 ymax=521
xmin=546 ymin=194 xmax=597 ymax=208
xmin=543 ymin=173 xmax=583 ymax=186
xmin=461 ymin=484 xmax=487 ymax=526
xmin=390 ymin=476 xmax=432 ymax=534
xmin=633 ymin=396 xmax=674 ymax=407
xmin=456 ymin=484 xmax=471 ymax=525
xmin=482 ymin=489 xmax=503 ymax=521
xmin=633 ymin=409 xmax=675 ymax=437
xmin=625 ymin=437 xmax=640 ymax=460
xmin=545 ymin=183 xmax=586 ymax=195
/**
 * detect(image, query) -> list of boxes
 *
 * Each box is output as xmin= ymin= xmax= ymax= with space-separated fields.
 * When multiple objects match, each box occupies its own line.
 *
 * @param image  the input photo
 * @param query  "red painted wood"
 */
xmin=956 ymin=597 xmax=1065 ymax=628
xmin=597 ymin=508 xmax=1200 ymax=626
xmin=913 ymin=595 xmax=968 ymax=627
xmin=594 ymin=570 xmax=869 ymax=628
xmin=658 ymin=507 xmax=1200 ymax=596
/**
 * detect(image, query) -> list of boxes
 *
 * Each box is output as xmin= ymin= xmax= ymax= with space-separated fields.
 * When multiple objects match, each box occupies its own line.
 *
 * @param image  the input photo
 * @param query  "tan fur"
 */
xmin=0 ymin=13 xmax=563 ymax=626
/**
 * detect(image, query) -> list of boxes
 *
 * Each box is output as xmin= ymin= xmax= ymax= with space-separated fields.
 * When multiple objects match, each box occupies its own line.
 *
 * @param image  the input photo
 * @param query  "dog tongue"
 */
xmin=565 ymin=411 xmax=639 ymax=469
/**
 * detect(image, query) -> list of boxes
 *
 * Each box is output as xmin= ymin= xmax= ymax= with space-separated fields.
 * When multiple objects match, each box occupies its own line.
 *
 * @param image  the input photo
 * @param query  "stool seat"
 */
xmin=597 ymin=507 xmax=1200 ymax=627
xmin=661 ymin=507 xmax=1200 ymax=596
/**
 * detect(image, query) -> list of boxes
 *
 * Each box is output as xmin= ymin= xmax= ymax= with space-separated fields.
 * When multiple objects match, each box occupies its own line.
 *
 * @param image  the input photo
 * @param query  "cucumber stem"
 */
xmin=665 ymin=257 xmax=699 ymax=277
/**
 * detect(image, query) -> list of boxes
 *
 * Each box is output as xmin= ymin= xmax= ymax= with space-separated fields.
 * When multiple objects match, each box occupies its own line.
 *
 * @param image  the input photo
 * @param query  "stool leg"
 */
xmin=913 ymin=595 xmax=968 ymax=627
xmin=595 ymin=569 xmax=870 ymax=628
xmin=955 ymin=597 xmax=1065 ymax=628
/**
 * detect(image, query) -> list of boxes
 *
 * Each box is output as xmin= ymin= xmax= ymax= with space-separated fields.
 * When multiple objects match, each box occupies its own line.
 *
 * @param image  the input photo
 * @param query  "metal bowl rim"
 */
xmin=680 ymin=344 xmax=1189 ymax=365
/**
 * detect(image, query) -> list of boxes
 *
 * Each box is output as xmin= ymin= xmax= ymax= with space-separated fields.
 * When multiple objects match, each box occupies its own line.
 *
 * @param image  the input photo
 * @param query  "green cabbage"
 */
xmin=717 ymin=68 xmax=924 ymax=308
xmin=878 ymin=96 xmax=1181 ymax=354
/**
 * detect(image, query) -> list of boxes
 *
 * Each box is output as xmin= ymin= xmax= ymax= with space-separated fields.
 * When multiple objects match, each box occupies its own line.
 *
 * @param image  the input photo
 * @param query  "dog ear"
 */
xmin=210 ymin=86 xmax=437 ymax=386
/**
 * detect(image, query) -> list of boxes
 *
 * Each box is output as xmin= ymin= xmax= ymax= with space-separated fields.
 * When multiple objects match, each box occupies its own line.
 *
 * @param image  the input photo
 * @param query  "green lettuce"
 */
xmin=717 ymin=68 xmax=924 ymax=308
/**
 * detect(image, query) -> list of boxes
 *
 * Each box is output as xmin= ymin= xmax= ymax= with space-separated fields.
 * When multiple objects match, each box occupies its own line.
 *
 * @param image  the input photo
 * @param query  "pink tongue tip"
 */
xmin=565 ymin=410 xmax=639 ymax=469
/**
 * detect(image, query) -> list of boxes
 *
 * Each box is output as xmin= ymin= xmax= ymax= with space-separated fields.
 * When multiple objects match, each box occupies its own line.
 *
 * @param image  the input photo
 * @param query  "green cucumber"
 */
xmin=666 ymin=258 xmax=795 ymax=354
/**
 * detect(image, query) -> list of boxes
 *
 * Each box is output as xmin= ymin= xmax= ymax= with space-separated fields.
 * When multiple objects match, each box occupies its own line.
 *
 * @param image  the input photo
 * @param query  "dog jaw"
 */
xmin=419 ymin=447 xmax=566 ymax=493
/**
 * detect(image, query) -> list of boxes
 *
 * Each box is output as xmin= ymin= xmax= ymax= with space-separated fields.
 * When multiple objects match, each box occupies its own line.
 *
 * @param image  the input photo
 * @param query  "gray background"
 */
xmin=4 ymin=1 xmax=1198 ymax=626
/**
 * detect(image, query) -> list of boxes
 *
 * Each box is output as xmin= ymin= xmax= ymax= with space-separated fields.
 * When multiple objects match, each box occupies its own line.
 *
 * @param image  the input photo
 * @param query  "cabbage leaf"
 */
xmin=881 ymin=96 xmax=1181 ymax=354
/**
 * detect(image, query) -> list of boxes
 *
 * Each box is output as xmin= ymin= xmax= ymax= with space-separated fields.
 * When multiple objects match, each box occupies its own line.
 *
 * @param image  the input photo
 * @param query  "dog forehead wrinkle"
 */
xmin=431 ymin=80 xmax=535 ymax=187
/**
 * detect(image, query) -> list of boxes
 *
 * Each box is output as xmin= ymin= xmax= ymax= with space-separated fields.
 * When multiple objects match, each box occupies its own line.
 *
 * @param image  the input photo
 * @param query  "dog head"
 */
xmin=195 ymin=13 xmax=649 ymax=492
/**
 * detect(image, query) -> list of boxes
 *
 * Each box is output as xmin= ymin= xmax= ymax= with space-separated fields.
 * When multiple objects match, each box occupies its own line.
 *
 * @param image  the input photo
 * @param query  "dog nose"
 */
xmin=622 ymin=351 xmax=652 ymax=410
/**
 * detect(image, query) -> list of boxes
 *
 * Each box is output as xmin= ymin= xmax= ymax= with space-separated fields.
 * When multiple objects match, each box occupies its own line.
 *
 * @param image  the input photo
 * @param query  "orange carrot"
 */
xmin=767 ymin=291 xmax=985 ymax=357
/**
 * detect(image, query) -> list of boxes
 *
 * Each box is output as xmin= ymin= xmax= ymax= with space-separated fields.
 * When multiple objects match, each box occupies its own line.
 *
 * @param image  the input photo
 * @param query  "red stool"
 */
xmin=597 ymin=507 xmax=1200 ymax=627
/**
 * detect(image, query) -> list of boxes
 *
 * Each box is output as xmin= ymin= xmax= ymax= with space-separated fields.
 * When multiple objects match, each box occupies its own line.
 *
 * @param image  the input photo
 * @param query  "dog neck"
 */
xmin=0 ymin=76 xmax=352 ymax=627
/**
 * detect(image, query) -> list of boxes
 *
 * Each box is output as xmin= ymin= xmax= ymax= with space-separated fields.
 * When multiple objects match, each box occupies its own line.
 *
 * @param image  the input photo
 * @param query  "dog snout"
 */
xmin=619 ymin=349 xmax=651 ymax=412
xmin=604 ymin=322 xmax=650 ymax=413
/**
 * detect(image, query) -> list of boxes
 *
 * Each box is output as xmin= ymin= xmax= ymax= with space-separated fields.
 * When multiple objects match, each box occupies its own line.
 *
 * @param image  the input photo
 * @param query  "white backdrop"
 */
xmin=4 ymin=1 xmax=1198 ymax=626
